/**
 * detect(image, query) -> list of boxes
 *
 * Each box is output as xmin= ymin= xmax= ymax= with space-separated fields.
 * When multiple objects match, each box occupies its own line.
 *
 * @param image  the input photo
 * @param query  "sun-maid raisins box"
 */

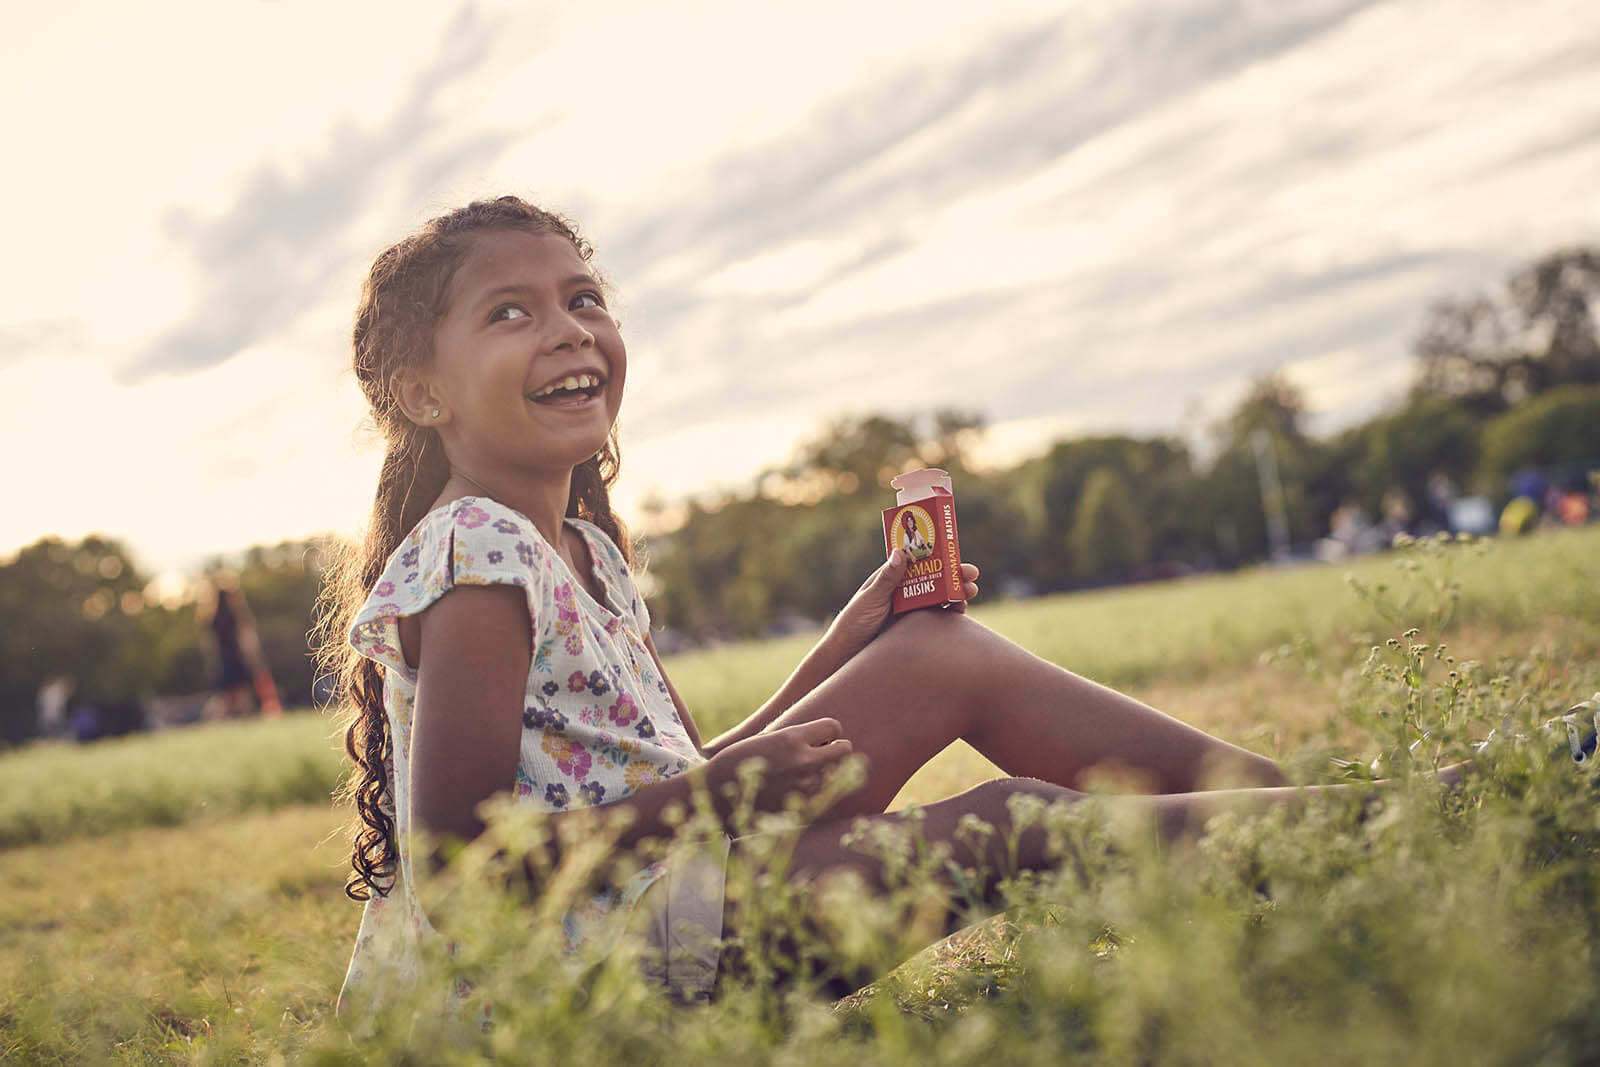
xmin=883 ymin=468 xmax=966 ymax=614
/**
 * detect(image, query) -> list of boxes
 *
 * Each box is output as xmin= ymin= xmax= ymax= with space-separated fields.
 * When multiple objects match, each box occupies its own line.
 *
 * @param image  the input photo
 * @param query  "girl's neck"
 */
xmin=445 ymin=464 xmax=573 ymax=548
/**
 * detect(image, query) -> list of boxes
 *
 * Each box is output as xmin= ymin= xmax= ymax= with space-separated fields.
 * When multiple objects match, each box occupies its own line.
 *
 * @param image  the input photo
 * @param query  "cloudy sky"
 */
xmin=4 ymin=0 xmax=1599 ymax=579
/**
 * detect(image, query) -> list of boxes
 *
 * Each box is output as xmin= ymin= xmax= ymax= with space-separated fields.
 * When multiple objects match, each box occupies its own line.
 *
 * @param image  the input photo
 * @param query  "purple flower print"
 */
xmin=487 ymin=550 xmax=503 ymax=564
xmin=544 ymin=783 xmax=569 ymax=808
xmin=457 ymin=505 xmax=490 ymax=528
xmin=608 ymin=692 xmax=639 ymax=727
xmin=401 ymin=545 xmax=420 ymax=568
xmin=493 ymin=518 xmax=521 ymax=534
xmin=634 ymin=717 xmax=656 ymax=740
xmin=375 ymin=580 xmax=395 ymax=597
xmin=587 ymin=671 xmax=610 ymax=697
xmin=541 ymin=681 xmax=560 ymax=698
xmin=516 ymin=541 xmax=535 ymax=567
xmin=523 ymin=705 xmax=567 ymax=732
xmin=404 ymin=571 xmax=418 ymax=584
xmin=578 ymin=781 xmax=606 ymax=805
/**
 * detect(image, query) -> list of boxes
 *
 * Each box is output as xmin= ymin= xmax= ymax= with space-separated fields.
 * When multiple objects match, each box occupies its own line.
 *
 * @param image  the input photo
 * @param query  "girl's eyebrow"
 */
xmin=473 ymin=274 xmax=602 ymax=308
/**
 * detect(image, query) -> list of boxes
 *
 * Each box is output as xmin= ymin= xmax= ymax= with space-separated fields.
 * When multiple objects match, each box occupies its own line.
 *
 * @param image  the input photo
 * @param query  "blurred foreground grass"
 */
xmin=2 ymin=528 xmax=1598 ymax=1064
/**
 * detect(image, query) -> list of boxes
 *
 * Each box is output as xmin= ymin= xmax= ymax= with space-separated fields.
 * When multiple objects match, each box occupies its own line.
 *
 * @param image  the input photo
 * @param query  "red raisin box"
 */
xmin=882 ymin=468 xmax=966 ymax=615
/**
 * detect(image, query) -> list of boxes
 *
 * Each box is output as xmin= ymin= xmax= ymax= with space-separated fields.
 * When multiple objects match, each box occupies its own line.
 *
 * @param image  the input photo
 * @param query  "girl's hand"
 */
xmin=706 ymin=718 xmax=854 ymax=814
xmin=826 ymin=554 xmax=983 ymax=659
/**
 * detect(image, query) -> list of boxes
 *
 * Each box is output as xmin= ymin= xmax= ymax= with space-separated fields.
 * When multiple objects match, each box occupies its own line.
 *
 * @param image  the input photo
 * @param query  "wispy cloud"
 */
xmin=119 ymin=5 xmax=514 ymax=383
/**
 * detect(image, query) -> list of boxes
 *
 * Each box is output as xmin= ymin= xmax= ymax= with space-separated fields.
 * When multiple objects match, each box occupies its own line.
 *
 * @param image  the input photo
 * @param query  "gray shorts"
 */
xmin=637 ymin=833 xmax=731 ymax=1002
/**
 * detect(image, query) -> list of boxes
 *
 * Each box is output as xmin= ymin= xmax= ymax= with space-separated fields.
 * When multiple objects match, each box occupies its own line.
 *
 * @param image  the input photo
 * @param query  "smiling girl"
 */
xmin=320 ymin=196 xmax=1387 ymax=1024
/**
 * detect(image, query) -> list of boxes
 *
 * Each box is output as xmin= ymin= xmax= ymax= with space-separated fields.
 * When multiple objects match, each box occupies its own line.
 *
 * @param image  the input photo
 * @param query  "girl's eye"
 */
xmin=572 ymin=291 xmax=604 ymax=311
xmin=490 ymin=304 xmax=529 ymax=323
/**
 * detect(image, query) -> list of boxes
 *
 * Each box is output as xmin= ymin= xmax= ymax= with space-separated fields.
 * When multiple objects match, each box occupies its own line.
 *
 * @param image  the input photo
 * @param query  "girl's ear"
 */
xmin=391 ymin=368 xmax=448 ymax=428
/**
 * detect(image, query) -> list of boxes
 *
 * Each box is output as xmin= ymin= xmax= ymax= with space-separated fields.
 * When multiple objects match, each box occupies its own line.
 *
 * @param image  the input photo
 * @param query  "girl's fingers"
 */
xmin=963 ymin=581 xmax=979 ymax=599
xmin=960 ymin=562 xmax=980 ymax=581
xmin=791 ymin=717 xmax=844 ymax=746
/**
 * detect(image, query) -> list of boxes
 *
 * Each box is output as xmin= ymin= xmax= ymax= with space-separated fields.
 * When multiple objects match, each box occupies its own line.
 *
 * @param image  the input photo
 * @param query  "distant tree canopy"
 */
xmin=1413 ymin=248 xmax=1600 ymax=416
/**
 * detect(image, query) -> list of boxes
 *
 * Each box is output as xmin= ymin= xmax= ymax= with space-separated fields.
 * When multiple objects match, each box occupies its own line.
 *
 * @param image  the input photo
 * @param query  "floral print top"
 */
xmin=336 ymin=496 xmax=702 ymax=1023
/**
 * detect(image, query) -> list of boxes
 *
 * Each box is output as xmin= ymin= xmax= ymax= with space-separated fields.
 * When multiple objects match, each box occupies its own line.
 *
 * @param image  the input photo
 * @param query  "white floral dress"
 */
xmin=336 ymin=496 xmax=703 ymax=1023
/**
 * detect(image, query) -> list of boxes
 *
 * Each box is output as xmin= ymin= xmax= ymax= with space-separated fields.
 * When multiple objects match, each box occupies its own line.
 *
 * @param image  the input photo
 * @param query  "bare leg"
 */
xmin=765 ymin=609 xmax=1286 ymax=823
xmin=722 ymin=775 xmax=1345 ymax=997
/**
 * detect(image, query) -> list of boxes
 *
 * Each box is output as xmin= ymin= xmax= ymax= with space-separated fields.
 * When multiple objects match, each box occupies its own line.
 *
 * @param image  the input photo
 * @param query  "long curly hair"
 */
xmin=314 ymin=196 xmax=633 ymax=902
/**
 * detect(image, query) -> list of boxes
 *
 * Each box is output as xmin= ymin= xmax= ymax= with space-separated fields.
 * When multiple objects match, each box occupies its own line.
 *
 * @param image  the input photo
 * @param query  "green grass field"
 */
xmin=3 ymin=529 xmax=1598 ymax=1064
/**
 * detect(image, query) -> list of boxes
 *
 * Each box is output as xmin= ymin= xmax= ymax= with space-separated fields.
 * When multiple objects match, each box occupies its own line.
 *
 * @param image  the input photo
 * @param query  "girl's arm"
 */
xmin=408 ymin=584 xmax=851 ymax=922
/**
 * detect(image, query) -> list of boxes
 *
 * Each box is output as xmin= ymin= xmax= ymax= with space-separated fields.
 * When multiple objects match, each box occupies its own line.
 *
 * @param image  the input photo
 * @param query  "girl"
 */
xmin=319 ymin=195 xmax=1394 ymax=1022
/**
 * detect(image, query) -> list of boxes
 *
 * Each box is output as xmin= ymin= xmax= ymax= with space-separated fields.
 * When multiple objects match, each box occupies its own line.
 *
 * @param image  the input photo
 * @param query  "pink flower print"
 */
xmin=554 ymin=597 xmax=580 ymax=638
xmin=578 ymin=706 xmax=603 ymax=726
xmin=377 ymin=603 xmax=401 ymax=618
xmin=608 ymin=691 xmax=639 ymax=727
xmin=567 ymin=670 xmax=590 ymax=693
xmin=458 ymin=505 xmax=490 ymax=528
xmin=375 ymin=580 xmax=395 ymax=597
xmin=542 ymin=733 xmax=592 ymax=781
xmin=604 ymin=617 xmax=622 ymax=636
xmin=564 ymin=631 xmax=584 ymax=656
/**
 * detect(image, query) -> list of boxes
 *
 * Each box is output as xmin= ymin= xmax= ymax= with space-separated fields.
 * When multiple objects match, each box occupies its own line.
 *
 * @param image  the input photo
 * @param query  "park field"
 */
xmin=2 ymin=528 xmax=1598 ymax=1064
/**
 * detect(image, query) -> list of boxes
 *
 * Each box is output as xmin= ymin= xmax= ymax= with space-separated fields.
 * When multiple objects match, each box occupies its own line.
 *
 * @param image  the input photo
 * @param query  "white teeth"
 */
xmin=531 ymin=372 xmax=603 ymax=398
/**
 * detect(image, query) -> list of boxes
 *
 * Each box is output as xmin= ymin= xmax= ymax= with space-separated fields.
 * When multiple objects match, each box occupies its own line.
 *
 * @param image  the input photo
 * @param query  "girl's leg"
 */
xmin=766 ymin=609 xmax=1286 ymax=822
xmin=722 ymin=775 xmax=1341 ymax=996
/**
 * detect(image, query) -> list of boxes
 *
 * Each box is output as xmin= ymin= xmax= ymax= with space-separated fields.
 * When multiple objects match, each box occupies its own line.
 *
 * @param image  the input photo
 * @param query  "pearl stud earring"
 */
xmin=431 ymin=407 xmax=441 ymax=419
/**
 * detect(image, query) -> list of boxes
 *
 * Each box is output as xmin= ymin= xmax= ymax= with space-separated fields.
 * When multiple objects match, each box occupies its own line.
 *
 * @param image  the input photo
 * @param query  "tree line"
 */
xmin=1 ymin=248 xmax=1596 ymax=743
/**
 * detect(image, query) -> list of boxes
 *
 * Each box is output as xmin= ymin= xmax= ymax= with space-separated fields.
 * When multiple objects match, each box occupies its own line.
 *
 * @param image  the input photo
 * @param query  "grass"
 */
xmin=1 ymin=527 xmax=1598 ymax=1064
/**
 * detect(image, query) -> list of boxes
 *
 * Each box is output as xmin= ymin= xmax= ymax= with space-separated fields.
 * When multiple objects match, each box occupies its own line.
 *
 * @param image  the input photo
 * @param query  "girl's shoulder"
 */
xmin=347 ymin=497 xmax=553 ymax=664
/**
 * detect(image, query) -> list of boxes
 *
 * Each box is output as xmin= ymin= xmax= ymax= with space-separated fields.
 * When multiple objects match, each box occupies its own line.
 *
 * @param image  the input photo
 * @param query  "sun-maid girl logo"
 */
xmin=890 ymin=505 xmax=936 ymax=562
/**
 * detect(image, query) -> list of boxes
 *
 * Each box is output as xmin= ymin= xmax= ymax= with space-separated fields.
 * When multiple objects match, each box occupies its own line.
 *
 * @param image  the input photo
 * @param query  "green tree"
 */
xmin=0 ymin=536 xmax=155 ymax=743
xmin=1068 ymin=467 xmax=1147 ymax=582
xmin=1195 ymin=372 xmax=1327 ymax=563
xmin=1478 ymin=385 xmax=1600 ymax=491
xmin=1413 ymin=247 xmax=1600 ymax=415
xmin=1019 ymin=435 xmax=1196 ymax=586
xmin=1350 ymin=396 xmax=1482 ymax=510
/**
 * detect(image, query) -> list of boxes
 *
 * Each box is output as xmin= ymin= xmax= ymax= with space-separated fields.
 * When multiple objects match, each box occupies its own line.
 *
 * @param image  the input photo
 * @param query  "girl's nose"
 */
xmin=549 ymin=310 xmax=595 ymax=352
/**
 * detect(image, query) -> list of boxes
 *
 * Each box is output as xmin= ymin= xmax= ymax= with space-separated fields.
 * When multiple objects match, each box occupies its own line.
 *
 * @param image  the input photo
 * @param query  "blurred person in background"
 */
xmin=198 ymin=573 xmax=281 ymax=720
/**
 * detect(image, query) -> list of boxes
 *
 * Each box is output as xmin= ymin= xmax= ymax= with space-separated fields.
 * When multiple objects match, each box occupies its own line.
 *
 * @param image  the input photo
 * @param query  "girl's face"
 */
xmin=425 ymin=228 xmax=626 ymax=482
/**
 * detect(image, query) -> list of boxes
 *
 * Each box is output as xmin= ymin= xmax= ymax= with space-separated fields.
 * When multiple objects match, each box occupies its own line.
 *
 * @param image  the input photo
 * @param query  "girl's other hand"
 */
xmin=707 ymin=718 xmax=854 ymax=814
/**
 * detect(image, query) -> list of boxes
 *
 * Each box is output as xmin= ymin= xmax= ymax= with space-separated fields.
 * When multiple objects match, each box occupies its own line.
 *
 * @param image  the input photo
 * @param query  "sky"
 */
xmin=3 ymin=0 xmax=1599 ymax=580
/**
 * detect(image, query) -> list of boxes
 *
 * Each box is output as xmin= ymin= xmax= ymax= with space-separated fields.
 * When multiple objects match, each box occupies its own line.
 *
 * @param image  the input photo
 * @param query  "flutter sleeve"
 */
xmin=347 ymin=498 xmax=549 ymax=676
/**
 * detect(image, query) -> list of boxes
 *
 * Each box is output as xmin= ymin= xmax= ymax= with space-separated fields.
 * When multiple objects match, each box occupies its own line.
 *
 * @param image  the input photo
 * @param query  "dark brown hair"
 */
xmin=314 ymin=196 xmax=632 ymax=901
